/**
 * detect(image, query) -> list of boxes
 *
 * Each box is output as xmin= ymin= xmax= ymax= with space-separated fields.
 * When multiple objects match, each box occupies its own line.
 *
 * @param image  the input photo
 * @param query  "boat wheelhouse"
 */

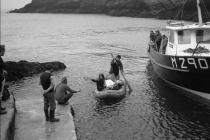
xmin=166 ymin=22 xmax=210 ymax=56
xmin=147 ymin=0 xmax=210 ymax=101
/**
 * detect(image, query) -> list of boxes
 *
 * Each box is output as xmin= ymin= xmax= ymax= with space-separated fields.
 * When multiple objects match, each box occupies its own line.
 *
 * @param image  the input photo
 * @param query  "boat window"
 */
xmin=169 ymin=30 xmax=174 ymax=43
xmin=178 ymin=30 xmax=191 ymax=44
xmin=196 ymin=30 xmax=210 ymax=43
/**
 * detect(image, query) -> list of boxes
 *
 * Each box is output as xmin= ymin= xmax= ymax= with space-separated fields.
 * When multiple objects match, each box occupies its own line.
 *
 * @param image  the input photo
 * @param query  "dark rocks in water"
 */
xmin=9 ymin=0 xmax=210 ymax=21
xmin=5 ymin=60 xmax=66 ymax=81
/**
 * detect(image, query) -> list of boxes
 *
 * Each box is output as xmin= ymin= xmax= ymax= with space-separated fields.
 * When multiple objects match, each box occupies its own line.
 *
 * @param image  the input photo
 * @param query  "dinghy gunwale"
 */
xmin=94 ymin=83 xmax=127 ymax=100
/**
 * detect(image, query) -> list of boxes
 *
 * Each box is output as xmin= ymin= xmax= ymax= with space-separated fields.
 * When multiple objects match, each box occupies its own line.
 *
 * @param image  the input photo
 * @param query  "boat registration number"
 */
xmin=171 ymin=57 xmax=209 ymax=69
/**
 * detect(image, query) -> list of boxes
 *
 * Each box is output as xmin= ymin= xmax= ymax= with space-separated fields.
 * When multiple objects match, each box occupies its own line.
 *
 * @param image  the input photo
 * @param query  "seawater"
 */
xmin=1 ymin=12 xmax=210 ymax=139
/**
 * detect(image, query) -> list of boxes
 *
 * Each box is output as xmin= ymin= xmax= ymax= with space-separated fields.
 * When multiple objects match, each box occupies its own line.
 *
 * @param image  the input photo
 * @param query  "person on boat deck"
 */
xmin=150 ymin=31 xmax=156 ymax=42
xmin=155 ymin=30 xmax=162 ymax=51
xmin=109 ymin=55 xmax=124 ymax=81
xmin=39 ymin=66 xmax=59 ymax=122
xmin=55 ymin=77 xmax=80 ymax=105
xmin=0 ymin=45 xmax=7 ymax=115
xmin=91 ymin=73 xmax=106 ymax=91
xmin=160 ymin=35 xmax=168 ymax=54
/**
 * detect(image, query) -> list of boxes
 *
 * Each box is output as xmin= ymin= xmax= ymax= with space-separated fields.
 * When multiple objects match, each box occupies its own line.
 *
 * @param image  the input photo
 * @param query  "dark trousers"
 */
xmin=43 ymin=91 xmax=56 ymax=110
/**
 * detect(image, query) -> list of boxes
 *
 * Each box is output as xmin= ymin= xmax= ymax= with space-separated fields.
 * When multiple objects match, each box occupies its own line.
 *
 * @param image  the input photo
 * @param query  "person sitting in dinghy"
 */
xmin=90 ymin=73 xmax=106 ymax=91
xmin=106 ymin=79 xmax=124 ymax=90
xmin=90 ymin=73 xmax=117 ymax=91
xmin=106 ymin=74 xmax=124 ymax=90
xmin=85 ymin=73 xmax=124 ymax=91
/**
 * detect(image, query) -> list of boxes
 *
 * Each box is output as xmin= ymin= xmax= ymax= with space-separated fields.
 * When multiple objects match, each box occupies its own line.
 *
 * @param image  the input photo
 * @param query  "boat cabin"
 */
xmin=165 ymin=22 xmax=210 ymax=56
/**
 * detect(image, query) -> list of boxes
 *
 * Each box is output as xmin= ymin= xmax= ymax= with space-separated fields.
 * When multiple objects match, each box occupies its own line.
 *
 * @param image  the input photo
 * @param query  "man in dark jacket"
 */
xmin=0 ymin=45 xmax=7 ymax=115
xmin=109 ymin=55 xmax=124 ymax=81
xmin=150 ymin=31 xmax=156 ymax=42
xmin=40 ymin=67 xmax=59 ymax=122
xmin=155 ymin=30 xmax=162 ymax=51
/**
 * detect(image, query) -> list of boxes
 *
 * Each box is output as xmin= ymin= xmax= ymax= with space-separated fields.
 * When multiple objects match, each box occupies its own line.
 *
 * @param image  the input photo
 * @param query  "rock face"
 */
xmin=5 ymin=60 xmax=66 ymax=81
xmin=9 ymin=0 xmax=210 ymax=21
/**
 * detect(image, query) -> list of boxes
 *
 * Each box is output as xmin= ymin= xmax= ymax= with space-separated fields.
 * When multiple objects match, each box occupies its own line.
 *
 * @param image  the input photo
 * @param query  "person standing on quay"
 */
xmin=0 ymin=45 xmax=7 ymax=115
xmin=39 ymin=67 xmax=59 ymax=122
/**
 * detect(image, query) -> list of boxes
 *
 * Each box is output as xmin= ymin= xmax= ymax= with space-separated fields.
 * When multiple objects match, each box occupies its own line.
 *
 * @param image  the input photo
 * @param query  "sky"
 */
xmin=1 ymin=0 xmax=32 ymax=10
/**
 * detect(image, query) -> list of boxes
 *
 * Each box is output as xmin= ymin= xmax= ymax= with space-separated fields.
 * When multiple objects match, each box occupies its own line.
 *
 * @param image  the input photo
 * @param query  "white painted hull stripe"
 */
xmin=148 ymin=52 xmax=190 ymax=72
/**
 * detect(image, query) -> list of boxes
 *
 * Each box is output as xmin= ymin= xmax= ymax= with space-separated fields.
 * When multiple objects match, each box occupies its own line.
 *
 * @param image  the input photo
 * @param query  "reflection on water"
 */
xmin=146 ymin=62 xmax=210 ymax=138
xmin=94 ymin=98 xmax=126 ymax=117
xmin=2 ymin=13 xmax=210 ymax=139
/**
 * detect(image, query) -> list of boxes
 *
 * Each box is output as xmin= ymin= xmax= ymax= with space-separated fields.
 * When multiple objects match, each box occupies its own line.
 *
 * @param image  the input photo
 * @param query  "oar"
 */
xmin=110 ymin=54 xmax=132 ymax=93
xmin=139 ymin=56 xmax=149 ymax=59
xmin=120 ymin=70 xmax=132 ymax=93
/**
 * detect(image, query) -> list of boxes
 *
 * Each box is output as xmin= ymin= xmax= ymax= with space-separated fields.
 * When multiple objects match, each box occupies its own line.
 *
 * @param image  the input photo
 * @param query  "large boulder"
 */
xmin=5 ymin=60 xmax=66 ymax=81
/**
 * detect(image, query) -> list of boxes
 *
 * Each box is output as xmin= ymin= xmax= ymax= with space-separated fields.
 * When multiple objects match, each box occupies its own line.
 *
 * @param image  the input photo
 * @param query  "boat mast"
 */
xmin=197 ymin=0 xmax=203 ymax=26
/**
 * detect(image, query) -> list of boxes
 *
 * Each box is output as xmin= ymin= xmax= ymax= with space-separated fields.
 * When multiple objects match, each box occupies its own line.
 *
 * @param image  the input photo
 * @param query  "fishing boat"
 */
xmin=94 ymin=81 xmax=126 ymax=100
xmin=148 ymin=0 xmax=210 ymax=100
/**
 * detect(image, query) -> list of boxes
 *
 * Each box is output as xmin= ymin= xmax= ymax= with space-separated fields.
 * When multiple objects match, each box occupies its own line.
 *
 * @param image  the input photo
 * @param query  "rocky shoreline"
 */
xmin=9 ymin=0 xmax=210 ymax=21
xmin=5 ymin=60 xmax=66 ymax=81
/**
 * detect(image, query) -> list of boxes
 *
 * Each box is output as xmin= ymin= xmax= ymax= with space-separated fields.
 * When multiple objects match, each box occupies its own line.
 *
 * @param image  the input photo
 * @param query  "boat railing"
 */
xmin=205 ymin=22 xmax=210 ymax=25
xmin=167 ymin=21 xmax=184 ymax=27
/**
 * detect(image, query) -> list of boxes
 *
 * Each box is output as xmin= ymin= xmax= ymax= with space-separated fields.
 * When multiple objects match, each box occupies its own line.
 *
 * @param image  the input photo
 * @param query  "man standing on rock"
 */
xmin=0 ymin=45 xmax=7 ymax=115
xmin=39 ymin=66 xmax=59 ymax=122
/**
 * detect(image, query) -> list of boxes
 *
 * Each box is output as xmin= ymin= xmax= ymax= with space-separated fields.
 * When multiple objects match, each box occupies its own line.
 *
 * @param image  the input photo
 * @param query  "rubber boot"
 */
xmin=0 ymin=100 xmax=7 ymax=115
xmin=44 ymin=109 xmax=49 ymax=121
xmin=49 ymin=110 xmax=59 ymax=122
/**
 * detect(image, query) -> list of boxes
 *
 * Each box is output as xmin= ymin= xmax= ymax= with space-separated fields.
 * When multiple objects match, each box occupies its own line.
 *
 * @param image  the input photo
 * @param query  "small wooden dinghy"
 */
xmin=94 ymin=83 xmax=126 ymax=100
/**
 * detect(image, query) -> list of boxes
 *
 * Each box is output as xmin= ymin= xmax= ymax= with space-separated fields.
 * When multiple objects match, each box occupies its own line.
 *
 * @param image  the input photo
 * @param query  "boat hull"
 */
xmin=148 ymin=45 xmax=210 ymax=100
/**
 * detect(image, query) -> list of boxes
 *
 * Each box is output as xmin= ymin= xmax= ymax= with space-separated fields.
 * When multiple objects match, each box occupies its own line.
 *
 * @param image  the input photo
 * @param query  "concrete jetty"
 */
xmin=14 ymin=97 xmax=77 ymax=140
xmin=0 ymin=95 xmax=16 ymax=140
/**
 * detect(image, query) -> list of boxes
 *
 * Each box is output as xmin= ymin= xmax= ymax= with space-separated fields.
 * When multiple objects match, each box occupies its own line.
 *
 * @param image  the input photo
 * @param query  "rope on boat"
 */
xmin=200 ymin=0 xmax=210 ymax=22
xmin=174 ymin=0 xmax=189 ymax=21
